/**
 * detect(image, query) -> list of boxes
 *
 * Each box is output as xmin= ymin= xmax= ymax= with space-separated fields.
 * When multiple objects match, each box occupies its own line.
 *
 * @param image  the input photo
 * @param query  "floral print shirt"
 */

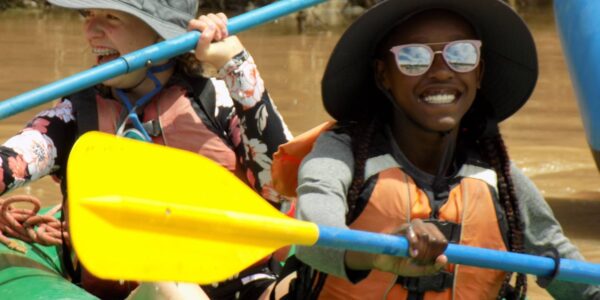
xmin=0 ymin=50 xmax=292 ymax=204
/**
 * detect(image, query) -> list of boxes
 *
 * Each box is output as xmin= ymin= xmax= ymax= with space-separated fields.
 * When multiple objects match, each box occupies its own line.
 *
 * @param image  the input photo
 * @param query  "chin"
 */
xmin=432 ymin=121 xmax=460 ymax=132
xmin=101 ymin=79 xmax=118 ymax=88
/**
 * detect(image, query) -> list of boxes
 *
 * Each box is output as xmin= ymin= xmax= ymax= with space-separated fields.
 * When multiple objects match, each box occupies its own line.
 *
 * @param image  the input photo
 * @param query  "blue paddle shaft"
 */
xmin=0 ymin=0 xmax=326 ymax=119
xmin=317 ymin=225 xmax=600 ymax=285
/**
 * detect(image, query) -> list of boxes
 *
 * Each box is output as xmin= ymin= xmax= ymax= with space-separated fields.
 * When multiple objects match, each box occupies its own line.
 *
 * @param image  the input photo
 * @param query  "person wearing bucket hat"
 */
xmin=0 ymin=0 xmax=293 ymax=299
xmin=267 ymin=0 xmax=600 ymax=299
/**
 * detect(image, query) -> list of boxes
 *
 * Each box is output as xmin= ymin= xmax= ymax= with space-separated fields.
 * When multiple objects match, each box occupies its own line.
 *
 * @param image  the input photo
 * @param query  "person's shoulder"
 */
xmin=324 ymin=121 xmax=366 ymax=142
xmin=314 ymin=126 xmax=352 ymax=150
xmin=298 ymin=123 xmax=355 ymax=164
xmin=508 ymin=161 xmax=543 ymax=198
xmin=509 ymin=162 xmax=530 ymax=183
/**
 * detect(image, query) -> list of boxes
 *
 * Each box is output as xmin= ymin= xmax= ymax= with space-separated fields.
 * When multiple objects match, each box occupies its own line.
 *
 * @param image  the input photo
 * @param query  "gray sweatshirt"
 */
xmin=295 ymin=130 xmax=600 ymax=300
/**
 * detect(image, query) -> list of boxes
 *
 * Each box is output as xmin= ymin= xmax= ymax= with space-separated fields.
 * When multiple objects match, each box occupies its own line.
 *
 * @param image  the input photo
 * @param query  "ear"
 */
xmin=476 ymin=59 xmax=485 ymax=89
xmin=374 ymin=59 xmax=392 ymax=90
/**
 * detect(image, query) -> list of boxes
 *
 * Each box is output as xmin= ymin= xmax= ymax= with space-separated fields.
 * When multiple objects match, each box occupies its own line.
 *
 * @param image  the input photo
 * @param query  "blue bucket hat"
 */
xmin=47 ymin=0 xmax=198 ymax=40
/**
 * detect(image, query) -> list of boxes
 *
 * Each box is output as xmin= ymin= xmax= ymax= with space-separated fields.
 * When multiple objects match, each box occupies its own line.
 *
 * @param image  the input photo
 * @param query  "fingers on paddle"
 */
xmin=405 ymin=219 xmax=448 ymax=267
xmin=188 ymin=13 xmax=231 ymax=61
xmin=189 ymin=13 xmax=228 ymax=42
xmin=209 ymin=13 xmax=229 ymax=38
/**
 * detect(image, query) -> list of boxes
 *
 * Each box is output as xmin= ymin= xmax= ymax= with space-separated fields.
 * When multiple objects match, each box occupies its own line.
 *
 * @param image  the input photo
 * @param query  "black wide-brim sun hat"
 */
xmin=47 ymin=0 xmax=198 ymax=40
xmin=322 ymin=0 xmax=538 ymax=122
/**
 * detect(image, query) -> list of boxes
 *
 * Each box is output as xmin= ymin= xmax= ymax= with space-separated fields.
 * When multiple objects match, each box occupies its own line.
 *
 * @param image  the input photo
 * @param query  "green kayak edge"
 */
xmin=0 ymin=208 xmax=97 ymax=300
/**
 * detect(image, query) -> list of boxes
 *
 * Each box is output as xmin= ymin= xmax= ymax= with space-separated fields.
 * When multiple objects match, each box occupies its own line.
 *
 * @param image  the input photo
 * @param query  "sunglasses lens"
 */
xmin=395 ymin=45 xmax=432 ymax=76
xmin=444 ymin=41 xmax=479 ymax=72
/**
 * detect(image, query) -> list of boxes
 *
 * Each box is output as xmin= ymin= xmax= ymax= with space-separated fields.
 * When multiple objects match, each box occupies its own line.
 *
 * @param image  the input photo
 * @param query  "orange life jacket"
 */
xmin=272 ymin=126 xmax=509 ymax=300
xmin=272 ymin=121 xmax=335 ymax=197
xmin=319 ymin=166 xmax=508 ymax=300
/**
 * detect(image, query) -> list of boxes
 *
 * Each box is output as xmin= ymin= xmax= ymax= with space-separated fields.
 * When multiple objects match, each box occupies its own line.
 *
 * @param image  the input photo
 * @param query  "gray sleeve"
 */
xmin=294 ymin=131 xmax=354 ymax=279
xmin=511 ymin=164 xmax=600 ymax=299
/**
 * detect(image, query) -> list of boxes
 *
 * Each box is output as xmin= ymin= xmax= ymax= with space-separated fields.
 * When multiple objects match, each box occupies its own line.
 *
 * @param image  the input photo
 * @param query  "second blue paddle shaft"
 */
xmin=317 ymin=225 xmax=600 ymax=285
xmin=0 ymin=0 xmax=326 ymax=119
xmin=554 ymin=0 xmax=600 ymax=170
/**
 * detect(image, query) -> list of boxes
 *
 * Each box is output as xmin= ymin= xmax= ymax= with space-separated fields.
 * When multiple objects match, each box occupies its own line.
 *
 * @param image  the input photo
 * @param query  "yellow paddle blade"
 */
xmin=67 ymin=132 xmax=319 ymax=284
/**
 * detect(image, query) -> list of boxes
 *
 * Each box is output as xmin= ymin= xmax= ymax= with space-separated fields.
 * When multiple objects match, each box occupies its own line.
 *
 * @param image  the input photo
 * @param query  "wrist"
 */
xmin=216 ymin=50 xmax=250 ymax=79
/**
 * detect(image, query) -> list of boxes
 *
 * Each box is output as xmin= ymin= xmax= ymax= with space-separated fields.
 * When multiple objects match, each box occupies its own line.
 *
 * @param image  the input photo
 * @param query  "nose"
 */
xmin=427 ymin=51 xmax=454 ymax=80
xmin=83 ymin=17 xmax=105 ymax=40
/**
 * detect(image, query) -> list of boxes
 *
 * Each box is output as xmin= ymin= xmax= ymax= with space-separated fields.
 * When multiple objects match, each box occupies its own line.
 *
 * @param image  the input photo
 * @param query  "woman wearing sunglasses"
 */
xmin=273 ymin=0 xmax=600 ymax=299
xmin=0 ymin=0 xmax=291 ymax=299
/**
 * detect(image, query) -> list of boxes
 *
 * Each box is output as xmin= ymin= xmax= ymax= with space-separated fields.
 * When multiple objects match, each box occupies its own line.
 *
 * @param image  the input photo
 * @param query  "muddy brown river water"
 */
xmin=0 ymin=3 xmax=598 ymax=299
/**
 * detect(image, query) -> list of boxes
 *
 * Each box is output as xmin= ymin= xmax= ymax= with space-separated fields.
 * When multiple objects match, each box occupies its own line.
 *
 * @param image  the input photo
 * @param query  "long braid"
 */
xmin=346 ymin=118 xmax=379 ymax=223
xmin=478 ymin=131 xmax=528 ymax=300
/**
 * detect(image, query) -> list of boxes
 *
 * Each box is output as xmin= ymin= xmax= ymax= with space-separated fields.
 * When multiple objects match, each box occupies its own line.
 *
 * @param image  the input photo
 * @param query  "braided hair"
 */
xmin=481 ymin=132 xmax=527 ymax=300
xmin=461 ymin=99 xmax=528 ymax=299
xmin=345 ymin=118 xmax=380 ymax=223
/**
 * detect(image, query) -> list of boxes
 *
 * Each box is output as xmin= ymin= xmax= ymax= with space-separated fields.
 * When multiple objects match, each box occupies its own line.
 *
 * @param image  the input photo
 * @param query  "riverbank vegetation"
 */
xmin=0 ymin=0 xmax=47 ymax=10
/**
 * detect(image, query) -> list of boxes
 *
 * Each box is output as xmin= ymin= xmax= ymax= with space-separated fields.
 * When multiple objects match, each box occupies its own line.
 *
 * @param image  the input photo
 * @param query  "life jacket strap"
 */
xmin=424 ymin=219 xmax=461 ymax=243
xmin=397 ymin=270 xmax=454 ymax=293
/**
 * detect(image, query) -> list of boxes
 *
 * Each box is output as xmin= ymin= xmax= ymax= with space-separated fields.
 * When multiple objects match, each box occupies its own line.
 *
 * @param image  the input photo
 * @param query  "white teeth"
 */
xmin=422 ymin=93 xmax=456 ymax=104
xmin=92 ymin=48 xmax=119 ymax=56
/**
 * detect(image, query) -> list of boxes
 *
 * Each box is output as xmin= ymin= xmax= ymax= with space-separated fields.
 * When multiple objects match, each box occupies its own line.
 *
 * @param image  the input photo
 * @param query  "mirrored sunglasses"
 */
xmin=389 ymin=40 xmax=482 ymax=76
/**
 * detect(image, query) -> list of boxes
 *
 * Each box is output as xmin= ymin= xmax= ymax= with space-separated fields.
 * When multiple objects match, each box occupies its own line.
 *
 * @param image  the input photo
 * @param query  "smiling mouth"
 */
xmin=419 ymin=90 xmax=461 ymax=104
xmin=92 ymin=47 xmax=120 ymax=64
